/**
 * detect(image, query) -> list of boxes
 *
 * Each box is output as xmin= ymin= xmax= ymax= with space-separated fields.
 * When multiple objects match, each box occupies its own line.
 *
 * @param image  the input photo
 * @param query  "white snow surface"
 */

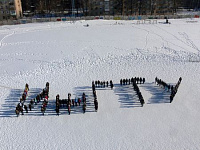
xmin=0 ymin=19 xmax=200 ymax=150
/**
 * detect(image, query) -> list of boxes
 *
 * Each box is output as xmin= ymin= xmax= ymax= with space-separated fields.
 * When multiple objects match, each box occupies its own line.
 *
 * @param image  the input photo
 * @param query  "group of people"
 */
xmin=92 ymin=82 xmax=98 ymax=112
xmin=170 ymin=77 xmax=182 ymax=103
xmin=15 ymin=83 xmax=29 ymax=116
xmin=40 ymin=82 xmax=49 ymax=115
xmin=120 ymin=77 xmax=145 ymax=85
xmin=132 ymin=79 xmax=145 ymax=107
xmin=93 ymin=80 xmax=114 ymax=90
xmin=155 ymin=77 xmax=182 ymax=103
xmin=56 ymin=93 xmax=73 ymax=115
xmin=15 ymin=77 xmax=182 ymax=117
xmin=119 ymin=78 xmax=145 ymax=107
xmin=55 ymin=92 xmax=89 ymax=115
xmin=30 ymin=82 xmax=49 ymax=115
xmin=155 ymin=77 xmax=170 ymax=90
xmin=15 ymin=82 xmax=50 ymax=116
xmin=82 ymin=93 xmax=87 ymax=113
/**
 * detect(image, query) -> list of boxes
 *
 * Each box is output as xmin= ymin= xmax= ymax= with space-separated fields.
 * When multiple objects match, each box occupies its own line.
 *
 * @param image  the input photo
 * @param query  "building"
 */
xmin=0 ymin=0 xmax=23 ymax=20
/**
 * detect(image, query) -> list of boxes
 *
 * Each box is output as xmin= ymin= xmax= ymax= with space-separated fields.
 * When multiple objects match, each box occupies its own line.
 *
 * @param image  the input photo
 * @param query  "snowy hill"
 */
xmin=0 ymin=19 xmax=200 ymax=150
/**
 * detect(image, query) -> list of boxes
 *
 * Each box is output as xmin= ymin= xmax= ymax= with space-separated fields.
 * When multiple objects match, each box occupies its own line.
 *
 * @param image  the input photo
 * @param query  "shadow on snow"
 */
xmin=0 ymin=82 xmax=175 ymax=117
xmin=139 ymin=82 xmax=174 ymax=104
xmin=0 ymin=86 xmax=98 ymax=118
xmin=114 ymin=84 xmax=142 ymax=108
xmin=0 ymin=88 xmax=42 ymax=118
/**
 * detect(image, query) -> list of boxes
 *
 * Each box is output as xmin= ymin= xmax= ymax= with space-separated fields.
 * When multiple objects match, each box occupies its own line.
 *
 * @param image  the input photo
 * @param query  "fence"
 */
xmin=0 ymin=14 xmax=199 ymax=26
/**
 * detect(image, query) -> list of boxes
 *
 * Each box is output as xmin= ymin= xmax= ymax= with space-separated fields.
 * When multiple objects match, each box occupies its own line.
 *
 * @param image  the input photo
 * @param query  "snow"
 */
xmin=0 ymin=18 xmax=200 ymax=150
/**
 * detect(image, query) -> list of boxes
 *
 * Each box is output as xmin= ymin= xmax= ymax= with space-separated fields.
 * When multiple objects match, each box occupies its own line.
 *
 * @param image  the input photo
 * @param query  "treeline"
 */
xmin=21 ymin=0 xmax=200 ymax=16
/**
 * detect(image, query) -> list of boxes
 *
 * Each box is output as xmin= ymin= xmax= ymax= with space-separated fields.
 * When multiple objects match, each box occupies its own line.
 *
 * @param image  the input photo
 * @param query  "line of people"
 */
xmin=29 ymin=82 xmax=49 ymax=111
xmin=92 ymin=82 xmax=98 ymax=112
xmin=120 ymin=77 xmax=145 ymax=85
xmin=82 ymin=93 xmax=87 ymax=113
xmin=155 ymin=77 xmax=176 ymax=92
xmin=155 ymin=77 xmax=170 ymax=90
xmin=39 ymin=82 xmax=50 ymax=115
xmin=15 ymin=83 xmax=29 ymax=116
xmin=92 ymin=80 xmax=113 ymax=90
xmin=170 ymin=77 xmax=182 ymax=103
xmin=155 ymin=77 xmax=182 ymax=103
xmin=132 ymin=79 xmax=145 ymax=107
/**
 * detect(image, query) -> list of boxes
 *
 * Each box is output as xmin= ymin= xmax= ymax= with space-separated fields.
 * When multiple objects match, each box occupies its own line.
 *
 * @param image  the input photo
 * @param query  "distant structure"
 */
xmin=0 ymin=0 xmax=23 ymax=20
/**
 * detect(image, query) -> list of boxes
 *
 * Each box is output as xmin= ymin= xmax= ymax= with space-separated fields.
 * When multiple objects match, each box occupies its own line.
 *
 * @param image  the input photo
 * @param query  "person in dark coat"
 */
xmin=93 ymin=91 xmax=97 ymax=99
xmin=94 ymin=100 xmax=98 ymax=112
xmin=29 ymin=103 xmax=32 ymax=111
xmin=83 ymin=102 xmax=86 ymax=113
xmin=167 ymin=84 xmax=170 ymax=92
xmin=120 ymin=79 xmax=122 ymax=85
xmin=123 ymin=79 xmax=125 ymax=85
xmin=171 ymin=85 xmax=174 ymax=92
xmin=139 ymin=77 xmax=142 ymax=84
xmin=179 ymin=77 xmax=182 ymax=82
xmin=142 ymin=78 xmax=145 ymax=84
xmin=155 ymin=77 xmax=158 ymax=84
xmin=56 ymin=107 xmax=59 ymax=116
xmin=140 ymin=97 xmax=145 ymax=107
xmin=170 ymin=95 xmax=173 ymax=103
xmin=68 ymin=104 xmax=71 ymax=115
xmin=24 ymin=105 xmax=28 ymax=113
xmin=30 ymin=99 xmax=34 ymax=105
xmin=106 ymin=81 xmax=109 ymax=87
xmin=95 ymin=81 xmax=98 ymax=86
xmin=97 ymin=80 xmax=100 ymax=86
xmin=131 ymin=77 xmax=134 ymax=83
xmin=110 ymin=83 xmax=113 ymax=90
xmin=136 ymin=77 xmax=139 ymax=84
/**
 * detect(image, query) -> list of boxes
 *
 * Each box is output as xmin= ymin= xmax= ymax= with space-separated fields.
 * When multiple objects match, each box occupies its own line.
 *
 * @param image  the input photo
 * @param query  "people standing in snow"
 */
xmin=140 ymin=97 xmax=145 ymax=107
xmin=68 ymin=103 xmax=71 ymax=115
xmin=132 ymin=78 xmax=145 ymax=106
xmin=94 ymin=98 xmax=98 ymax=112
xmin=83 ymin=102 xmax=86 ymax=113
xmin=169 ymin=77 xmax=182 ymax=103
xmin=56 ymin=106 xmax=59 ymax=116
xmin=110 ymin=80 xmax=113 ymax=89
xmin=142 ymin=78 xmax=145 ymax=84
xmin=74 ymin=97 xmax=78 ymax=106
xmin=24 ymin=105 xmax=28 ymax=113
xmin=78 ymin=98 xmax=81 ymax=106
xmin=82 ymin=92 xmax=86 ymax=103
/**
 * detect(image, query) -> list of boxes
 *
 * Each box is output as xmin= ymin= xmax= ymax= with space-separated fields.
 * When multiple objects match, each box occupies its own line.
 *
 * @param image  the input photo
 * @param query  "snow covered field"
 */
xmin=0 ymin=18 xmax=200 ymax=150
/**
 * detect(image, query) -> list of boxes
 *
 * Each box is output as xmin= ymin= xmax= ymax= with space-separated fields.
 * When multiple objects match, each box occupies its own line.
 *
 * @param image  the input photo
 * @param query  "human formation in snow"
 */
xmin=15 ymin=83 xmax=29 ymax=116
xmin=93 ymin=80 xmax=114 ymax=90
xmin=170 ymin=77 xmax=182 ymax=103
xmin=155 ymin=77 xmax=182 ymax=103
xmin=15 ymin=77 xmax=182 ymax=117
xmin=120 ymin=77 xmax=145 ymax=107
xmin=55 ymin=92 xmax=88 ymax=116
xmin=120 ymin=77 xmax=145 ymax=85
xmin=15 ymin=82 xmax=49 ymax=116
